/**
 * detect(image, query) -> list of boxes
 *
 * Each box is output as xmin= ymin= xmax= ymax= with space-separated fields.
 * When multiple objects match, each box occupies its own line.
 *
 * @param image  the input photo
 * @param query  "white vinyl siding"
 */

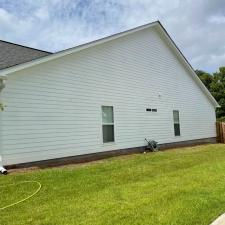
xmin=0 ymin=26 xmax=216 ymax=165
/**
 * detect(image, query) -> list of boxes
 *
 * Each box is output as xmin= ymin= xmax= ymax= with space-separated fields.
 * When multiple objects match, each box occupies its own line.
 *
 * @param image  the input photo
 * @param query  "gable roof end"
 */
xmin=155 ymin=22 xmax=219 ymax=108
xmin=0 ymin=21 xmax=219 ymax=108
xmin=0 ymin=40 xmax=51 ymax=70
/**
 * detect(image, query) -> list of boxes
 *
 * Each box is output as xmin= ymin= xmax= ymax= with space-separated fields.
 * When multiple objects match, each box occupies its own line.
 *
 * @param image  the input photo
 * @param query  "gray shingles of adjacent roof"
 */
xmin=0 ymin=40 xmax=52 ymax=70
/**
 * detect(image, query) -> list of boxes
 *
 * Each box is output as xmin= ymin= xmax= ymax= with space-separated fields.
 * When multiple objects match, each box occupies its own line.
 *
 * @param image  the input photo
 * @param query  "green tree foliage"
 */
xmin=210 ymin=67 xmax=225 ymax=118
xmin=195 ymin=70 xmax=213 ymax=91
xmin=196 ymin=67 xmax=225 ymax=118
xmin=0 ymin=102 xmax=4 ymax=111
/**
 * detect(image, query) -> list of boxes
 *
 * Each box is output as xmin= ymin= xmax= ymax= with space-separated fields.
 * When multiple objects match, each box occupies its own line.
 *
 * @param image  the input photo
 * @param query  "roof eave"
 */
xmin=0 ymin=20 xmax=219 ymax=108
xmin=0 ymin=74 xmax=7 ymax=80
xmin=155 ymin=23 xmax=220 ymax=108
xmin=0 ymin=21 xmax=160 ymax=76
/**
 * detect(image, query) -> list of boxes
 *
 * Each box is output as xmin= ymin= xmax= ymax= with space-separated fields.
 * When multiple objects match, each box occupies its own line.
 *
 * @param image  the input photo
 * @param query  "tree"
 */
xmin=195 ymin=70 xmax=213 ymax=91
xmin=210 ymin=67 xmax=225 ymax=118
xmin=196 ymin=67 xmax=225 ymax=119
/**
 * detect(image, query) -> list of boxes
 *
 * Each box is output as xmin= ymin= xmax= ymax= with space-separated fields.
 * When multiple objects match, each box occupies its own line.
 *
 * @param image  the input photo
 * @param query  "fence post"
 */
xmin=222 ymin=122 xmax=225 ymax=143
xmin=217 ymin=122 xmax=225 ymax=143
xmin=216 ymin=122 xmax=220 ymax=143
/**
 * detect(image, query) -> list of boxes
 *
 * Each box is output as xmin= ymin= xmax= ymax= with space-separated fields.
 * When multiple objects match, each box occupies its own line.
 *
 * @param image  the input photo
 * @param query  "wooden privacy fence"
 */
xmin=216 ymin=122 xmax=225 ymax=143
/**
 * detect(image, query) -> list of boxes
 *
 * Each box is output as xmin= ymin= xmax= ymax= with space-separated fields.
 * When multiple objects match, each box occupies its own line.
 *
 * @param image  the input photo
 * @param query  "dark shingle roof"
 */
xmin=0 ymin=40 xmax=52 ymax=70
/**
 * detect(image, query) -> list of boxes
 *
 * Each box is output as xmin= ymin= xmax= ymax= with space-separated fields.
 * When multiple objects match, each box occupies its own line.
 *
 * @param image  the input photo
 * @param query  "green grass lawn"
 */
xmin=1 ymin=144 xmax=225 ymax=225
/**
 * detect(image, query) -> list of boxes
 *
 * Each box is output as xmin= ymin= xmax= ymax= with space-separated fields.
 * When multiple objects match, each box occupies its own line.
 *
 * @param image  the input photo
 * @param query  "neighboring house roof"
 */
xmin=0 ymin=40 xmax=51 ymax=70
xmin=0 ymin=21 xmax=219 ymax=108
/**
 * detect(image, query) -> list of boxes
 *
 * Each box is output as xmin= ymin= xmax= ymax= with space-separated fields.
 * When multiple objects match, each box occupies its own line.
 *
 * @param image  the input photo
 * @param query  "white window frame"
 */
xmin=173 ymin=110 xmax=181 ymax=137
xmin=101 ymin=106 xmax=115 ymax=143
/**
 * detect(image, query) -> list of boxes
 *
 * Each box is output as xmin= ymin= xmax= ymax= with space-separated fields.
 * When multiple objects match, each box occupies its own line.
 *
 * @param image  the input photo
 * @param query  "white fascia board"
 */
xmin=0 ymin=21 xmax=159 ymax=76
xmin=0 ymin=20 xmax=219 ymax=108
xmin=156 ymin=24 xmax=220 ymax=108
xmin=0 ymin=75 xmax=7 ymax=80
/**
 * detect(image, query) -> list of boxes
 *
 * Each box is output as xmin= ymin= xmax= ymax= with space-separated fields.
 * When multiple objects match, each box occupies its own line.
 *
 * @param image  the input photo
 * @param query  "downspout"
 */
xmin=0 ymin=75 xmax=7 ymax=174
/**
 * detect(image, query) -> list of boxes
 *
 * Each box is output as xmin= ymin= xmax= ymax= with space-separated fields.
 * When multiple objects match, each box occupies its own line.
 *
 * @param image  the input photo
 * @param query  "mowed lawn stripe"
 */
xmin=0 ymin=144 xmax=225 ymax=225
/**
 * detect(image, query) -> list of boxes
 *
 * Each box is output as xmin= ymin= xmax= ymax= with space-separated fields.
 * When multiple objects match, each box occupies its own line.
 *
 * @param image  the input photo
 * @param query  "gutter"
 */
xmin=0 ymin=75 xmax=7 ymax=91
xmin=0 ymin=75 xmax=7 ymax=174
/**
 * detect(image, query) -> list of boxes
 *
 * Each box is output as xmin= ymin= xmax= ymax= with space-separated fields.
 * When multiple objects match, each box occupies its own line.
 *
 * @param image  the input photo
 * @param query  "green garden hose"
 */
xmin=0 ymin=181 xmax=42 ymax=210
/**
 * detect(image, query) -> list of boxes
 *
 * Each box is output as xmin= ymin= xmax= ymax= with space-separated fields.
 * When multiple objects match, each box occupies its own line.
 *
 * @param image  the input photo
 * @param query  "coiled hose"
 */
xmin=0 ymin=181 xmax=42 ymax=210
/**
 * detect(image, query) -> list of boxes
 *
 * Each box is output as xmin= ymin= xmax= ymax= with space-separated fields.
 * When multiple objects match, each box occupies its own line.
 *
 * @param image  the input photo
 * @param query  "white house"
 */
xmin=0 ymin=21 xmax=219 ymax=168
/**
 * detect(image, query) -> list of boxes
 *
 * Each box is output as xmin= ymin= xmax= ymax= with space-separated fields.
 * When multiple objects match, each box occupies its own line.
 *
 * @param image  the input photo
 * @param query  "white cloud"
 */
xmin=0 ymin=0 xmax=224 ymax=72
xmin=0 ymin=7 xmax=33 ymax=41
xmin=209 ymin=15 xmax=225 ymax=24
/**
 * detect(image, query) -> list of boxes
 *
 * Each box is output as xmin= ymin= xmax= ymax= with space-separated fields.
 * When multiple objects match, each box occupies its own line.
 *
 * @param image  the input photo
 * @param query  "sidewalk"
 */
xmin=210 ymin=214 xmax=225 ymax=225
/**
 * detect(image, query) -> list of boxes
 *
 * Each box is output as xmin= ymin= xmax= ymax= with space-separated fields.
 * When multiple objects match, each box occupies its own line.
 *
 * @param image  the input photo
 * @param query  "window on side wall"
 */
xmin=173 ymin=110 xmax=180 ymax=136
xmin=102 ymin=106 xmax=114 ymax=143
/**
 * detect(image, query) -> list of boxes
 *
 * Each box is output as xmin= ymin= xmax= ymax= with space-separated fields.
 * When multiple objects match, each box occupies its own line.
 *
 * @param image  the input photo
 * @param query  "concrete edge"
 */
xmin=210 ymin=213 xmax=225 ymax=225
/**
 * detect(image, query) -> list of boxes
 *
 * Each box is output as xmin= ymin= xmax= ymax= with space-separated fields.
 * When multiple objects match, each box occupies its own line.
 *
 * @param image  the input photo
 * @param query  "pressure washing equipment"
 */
xmin=145 ymin=138 xmax=159 ymax=152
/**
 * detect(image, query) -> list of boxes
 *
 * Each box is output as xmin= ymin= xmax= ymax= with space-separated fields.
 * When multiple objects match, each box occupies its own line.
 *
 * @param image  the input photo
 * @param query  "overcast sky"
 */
xmin=0 ymin=0 xmax=224 ymax=72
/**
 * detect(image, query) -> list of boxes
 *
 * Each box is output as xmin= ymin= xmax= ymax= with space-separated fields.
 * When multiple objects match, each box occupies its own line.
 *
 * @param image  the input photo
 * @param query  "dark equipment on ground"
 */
xmin=145 ymin=138 xmax=159 ymax=152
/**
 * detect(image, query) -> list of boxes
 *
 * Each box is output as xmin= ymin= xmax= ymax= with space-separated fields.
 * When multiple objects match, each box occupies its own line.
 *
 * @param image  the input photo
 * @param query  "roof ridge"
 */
xmin=0 ymin=20 xmax=219 ymax=108
xmin=54 ymin=20 xmax=159 ymax=55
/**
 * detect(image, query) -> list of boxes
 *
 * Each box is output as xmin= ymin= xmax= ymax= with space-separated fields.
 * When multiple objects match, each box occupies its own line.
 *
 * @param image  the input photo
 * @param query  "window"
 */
xmin=102 ymin=106 xmax=114 ymax=143
xmin=173 ymin=110 xmax=180 ymax=136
